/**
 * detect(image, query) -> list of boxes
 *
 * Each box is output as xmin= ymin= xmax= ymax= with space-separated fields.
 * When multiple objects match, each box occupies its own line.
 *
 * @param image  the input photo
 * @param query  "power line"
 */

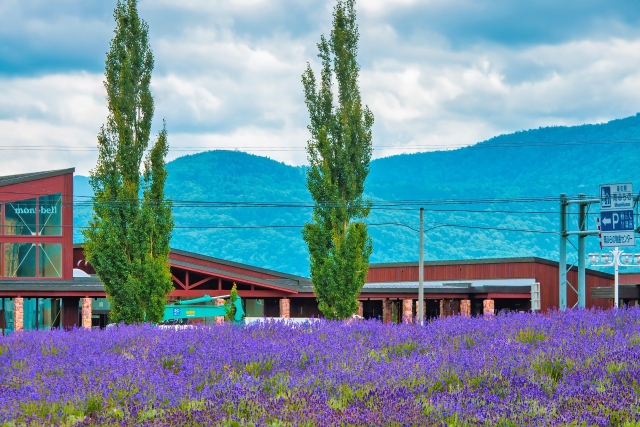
xmin=0 ymin=137 xmax=639 ymax=152
xmin=22 ymin=221 xmax=557 ymax=235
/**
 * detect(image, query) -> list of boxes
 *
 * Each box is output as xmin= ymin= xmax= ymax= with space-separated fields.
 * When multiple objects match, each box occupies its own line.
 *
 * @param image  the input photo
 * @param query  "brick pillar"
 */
xmin=440 ymin=299 xmax=453 ymax=318
xmin=402 ymin=299 xmax=413 ymax=323
xmin=382 ymin=300 xmax=393 ymax=323
xmin=357 ymin=301 xmax=363 ymax=317
xmin=81 ymin=298 xmax=92 ymax=329
xmin=14 ymin=297 xmax=23 ymax=331
xmin=215 ymin=298 xmax=226 ymax=325
xmin=483 ymin=299 xmax=495 ymax=317
xmin=460 ymin=300 xmax=471 ymax=318
xmin=279 ymin=298 xmax=290 ymax=318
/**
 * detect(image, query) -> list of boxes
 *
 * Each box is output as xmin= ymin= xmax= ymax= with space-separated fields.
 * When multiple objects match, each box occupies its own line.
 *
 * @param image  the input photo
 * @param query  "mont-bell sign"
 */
xmin=599 ymin=183 xmax=635 ymax=247
xmin=13 ymin=206 xmax=58 ymax=215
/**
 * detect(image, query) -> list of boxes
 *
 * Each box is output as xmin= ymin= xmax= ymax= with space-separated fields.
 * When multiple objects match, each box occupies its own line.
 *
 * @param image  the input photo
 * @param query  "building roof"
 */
xmin=169 ymin=248 xmax=312 ymax=285
xmin=169 ymin=258 xmax=305 ymax=293
xmin=0 ymin=168 xmax=75 ymax=188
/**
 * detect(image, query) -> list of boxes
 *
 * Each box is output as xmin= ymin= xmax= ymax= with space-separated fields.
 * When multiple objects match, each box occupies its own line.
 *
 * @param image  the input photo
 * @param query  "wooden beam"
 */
xmin=172 ymin=274 xmax=186 ymax=289
xmin=187 ymin=277 xmax=214 ymax=290
xmin=357 ymin=293 xmax=470 ymax=299
xmin=170 ymin=264 xmax=297 ymax=293
xmin=170 ymin=290 xmax=293 ymax=298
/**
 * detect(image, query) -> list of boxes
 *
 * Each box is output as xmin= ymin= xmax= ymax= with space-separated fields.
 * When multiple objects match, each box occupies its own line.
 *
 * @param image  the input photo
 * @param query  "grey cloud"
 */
xmin=370 ymin=0 xmax=640 ymax=50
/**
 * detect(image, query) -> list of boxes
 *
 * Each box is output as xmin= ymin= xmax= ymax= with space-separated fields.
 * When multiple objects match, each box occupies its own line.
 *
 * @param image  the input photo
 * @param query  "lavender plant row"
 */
xmin=1 ymin=308 xmax=640 ymax=426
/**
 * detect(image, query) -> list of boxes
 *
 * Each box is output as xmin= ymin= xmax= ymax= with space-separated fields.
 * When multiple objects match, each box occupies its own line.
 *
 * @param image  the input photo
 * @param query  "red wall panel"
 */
xmin=367 ymin=260 xmax=613 ymax=311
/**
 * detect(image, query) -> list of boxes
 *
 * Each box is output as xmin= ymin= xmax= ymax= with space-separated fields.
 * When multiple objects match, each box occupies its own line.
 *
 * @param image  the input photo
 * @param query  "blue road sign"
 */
xmin=600 ymin=183 xmax=635 ymax=247
xmin=600 ymin=210 xmax=635 ymax=232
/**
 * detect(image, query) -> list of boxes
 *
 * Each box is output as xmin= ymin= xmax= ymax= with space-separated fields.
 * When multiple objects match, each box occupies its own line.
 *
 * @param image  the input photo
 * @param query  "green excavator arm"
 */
xmin=162 ymin=294 xmax=245 ymax=324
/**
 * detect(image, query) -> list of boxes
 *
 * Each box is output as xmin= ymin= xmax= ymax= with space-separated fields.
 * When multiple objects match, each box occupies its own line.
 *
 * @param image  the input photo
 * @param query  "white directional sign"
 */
xmin=600 ymin=183 xmax=635 ymax=247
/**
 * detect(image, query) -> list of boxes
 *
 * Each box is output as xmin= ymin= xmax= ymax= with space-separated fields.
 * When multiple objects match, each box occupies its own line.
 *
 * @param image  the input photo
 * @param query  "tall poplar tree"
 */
xmin=83 ymin=0 xmax=173 ymax=324
xmin=302 ymin=0 xmax=374 ymax=320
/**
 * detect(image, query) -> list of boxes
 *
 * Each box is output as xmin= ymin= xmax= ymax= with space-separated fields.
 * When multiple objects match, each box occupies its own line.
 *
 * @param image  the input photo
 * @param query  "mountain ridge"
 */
xmin=74 ymin=114 xmax=640 ymax=275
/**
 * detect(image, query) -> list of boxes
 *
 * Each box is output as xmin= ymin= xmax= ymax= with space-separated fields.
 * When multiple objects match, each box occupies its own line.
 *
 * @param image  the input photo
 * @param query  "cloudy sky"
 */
xmin=1 ymin=0 xmax=640 ymax=175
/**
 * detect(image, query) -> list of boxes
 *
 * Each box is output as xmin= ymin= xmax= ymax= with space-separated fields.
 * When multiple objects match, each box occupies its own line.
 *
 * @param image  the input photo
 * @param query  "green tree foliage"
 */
xmin=301 ymin=0 xmax=374 ymax=319
xmin=83 ymin=0 xmax=173 ymax=324
xmin=225 ymin=283 xmax=240 ymax=322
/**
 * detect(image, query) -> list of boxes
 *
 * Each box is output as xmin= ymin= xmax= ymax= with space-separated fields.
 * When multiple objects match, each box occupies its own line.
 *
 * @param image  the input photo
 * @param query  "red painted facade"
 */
xmin=620 ymin=273 xmax=640 ymax=285
xmin=0 ymin=170 xmax=74 ymax=281
xmin=366 ymin=259 xmax=614 ymax=311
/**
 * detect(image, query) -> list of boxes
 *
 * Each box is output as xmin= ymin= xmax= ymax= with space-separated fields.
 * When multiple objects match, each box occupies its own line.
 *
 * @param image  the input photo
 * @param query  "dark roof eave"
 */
xmin=360 ymin=285 xmax=532 ymax=294
xmin=0 ymin=168 xmax=75 ymax=187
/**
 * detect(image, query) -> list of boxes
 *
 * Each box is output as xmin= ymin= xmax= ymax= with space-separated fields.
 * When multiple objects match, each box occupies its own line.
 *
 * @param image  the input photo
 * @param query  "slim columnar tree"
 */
xmin=302 ymin=0 xmax=374 ymax=320
xmin=83 ymin=0 xmax=173 ymax=324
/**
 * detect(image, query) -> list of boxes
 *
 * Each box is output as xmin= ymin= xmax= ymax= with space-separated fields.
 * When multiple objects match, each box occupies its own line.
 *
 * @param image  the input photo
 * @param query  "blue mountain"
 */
xmin=74 ymin=114 xmax=640 ymax=276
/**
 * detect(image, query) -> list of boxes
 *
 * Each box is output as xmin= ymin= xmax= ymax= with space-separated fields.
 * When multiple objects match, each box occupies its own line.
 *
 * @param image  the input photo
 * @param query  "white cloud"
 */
xmin=1 ymin=2 xmax=640 ymax=176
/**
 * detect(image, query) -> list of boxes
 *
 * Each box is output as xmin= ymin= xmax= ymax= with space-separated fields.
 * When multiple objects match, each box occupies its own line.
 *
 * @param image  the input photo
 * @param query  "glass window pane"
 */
xmin=38 ymin=244 xmax=62 ymax=278
xmin=5 ymin=198 xmax=36 ymax=235
xmin=245 ymin=299 xmax=265 ymax=317
xmin=4 ymin=243 xmax=36 ymax=277
xmin=23 ymin=298 xmax=37 ymax=330
xmin=38 ymin=298 xmax=55 ymax=330
xmin=2 ymin=298 xmax=14 ymax=334
xmin=38 ymin=194 xmax=62 ymax=236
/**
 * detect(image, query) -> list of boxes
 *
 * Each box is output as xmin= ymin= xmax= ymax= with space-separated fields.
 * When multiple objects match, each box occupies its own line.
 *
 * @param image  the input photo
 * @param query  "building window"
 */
xmin=4 ymin=243 xmax=36 ymax=277
xmin=5 ymin=198 xmax=37 ymax=236
xmin=38 ymin=193 xmax=62 ymax=236
xmin=244 ymin=299 xmax=265 ymax=317
xmin=38 ymin=244 xmax=62 ymax=278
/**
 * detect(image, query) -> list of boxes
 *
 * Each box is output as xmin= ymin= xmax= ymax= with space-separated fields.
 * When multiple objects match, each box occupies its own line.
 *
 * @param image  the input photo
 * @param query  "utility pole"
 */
xmin=418 ymin=207 xmax=424 ymax=325
xmin=578 ymin=193 xmax=587 ymax=308
xmin=559 ymin=193 xmax=600 ymax=310
xmin=559 ymin=194 xmax=567 ymax=310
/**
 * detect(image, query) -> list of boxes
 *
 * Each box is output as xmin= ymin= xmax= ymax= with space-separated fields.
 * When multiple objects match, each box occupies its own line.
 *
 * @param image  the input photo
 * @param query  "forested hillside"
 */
xmin=74 ymin=114 xmax=640 ymax=276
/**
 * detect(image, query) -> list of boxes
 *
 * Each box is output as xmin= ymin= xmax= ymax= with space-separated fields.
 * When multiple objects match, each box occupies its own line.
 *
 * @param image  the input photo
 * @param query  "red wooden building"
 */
xmin=0 ymin=168 xmax=620 ymax=332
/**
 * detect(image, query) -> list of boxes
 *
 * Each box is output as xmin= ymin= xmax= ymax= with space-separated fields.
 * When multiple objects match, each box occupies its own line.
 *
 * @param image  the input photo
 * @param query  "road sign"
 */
xmin=600 ymin=183 xmax=635 ymax=247
xmin=600 ymin=210 xmax=635 ymax=232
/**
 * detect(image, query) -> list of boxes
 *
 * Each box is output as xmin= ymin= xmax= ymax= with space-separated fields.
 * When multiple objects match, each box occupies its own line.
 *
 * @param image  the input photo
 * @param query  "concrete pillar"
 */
xmin=81 ymin=298 xmax=92 ymax=329
xmin=215 ymin=298 xmax=225 ymax=325
xmin=382 ymin=300 xmax=393 ymax=323
xmin=402 ymin=299 xmax=413 ymax=323
xmin=357 ymin=301 xmax=363 ymax=317
xmin=483 ymin=299 xmax=495 ymax=317
xmin=460 ymin=300 xmax=471 ymax=318
xmin=14 ymin=297 xmax=23 ymax=331
xmin=279 ymin=298 xmax=290 ymax=318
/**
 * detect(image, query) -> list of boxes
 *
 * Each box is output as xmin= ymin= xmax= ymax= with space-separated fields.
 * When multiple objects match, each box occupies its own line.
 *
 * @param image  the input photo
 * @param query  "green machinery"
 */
xmin=162 ymin=294 xmax=245 ymax=324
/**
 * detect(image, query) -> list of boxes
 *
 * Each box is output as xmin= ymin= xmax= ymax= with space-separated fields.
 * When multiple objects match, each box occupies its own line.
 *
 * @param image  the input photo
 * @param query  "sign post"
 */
xmin=600 ymin=183 xmax=635 ymax=248
xmin=598 ymin=183 xmax=635 ymax=308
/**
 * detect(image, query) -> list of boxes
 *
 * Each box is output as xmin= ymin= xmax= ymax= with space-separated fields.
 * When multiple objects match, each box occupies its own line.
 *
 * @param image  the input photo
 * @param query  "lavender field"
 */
xmin=1 ymin=309 xmax=640 ymax=426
